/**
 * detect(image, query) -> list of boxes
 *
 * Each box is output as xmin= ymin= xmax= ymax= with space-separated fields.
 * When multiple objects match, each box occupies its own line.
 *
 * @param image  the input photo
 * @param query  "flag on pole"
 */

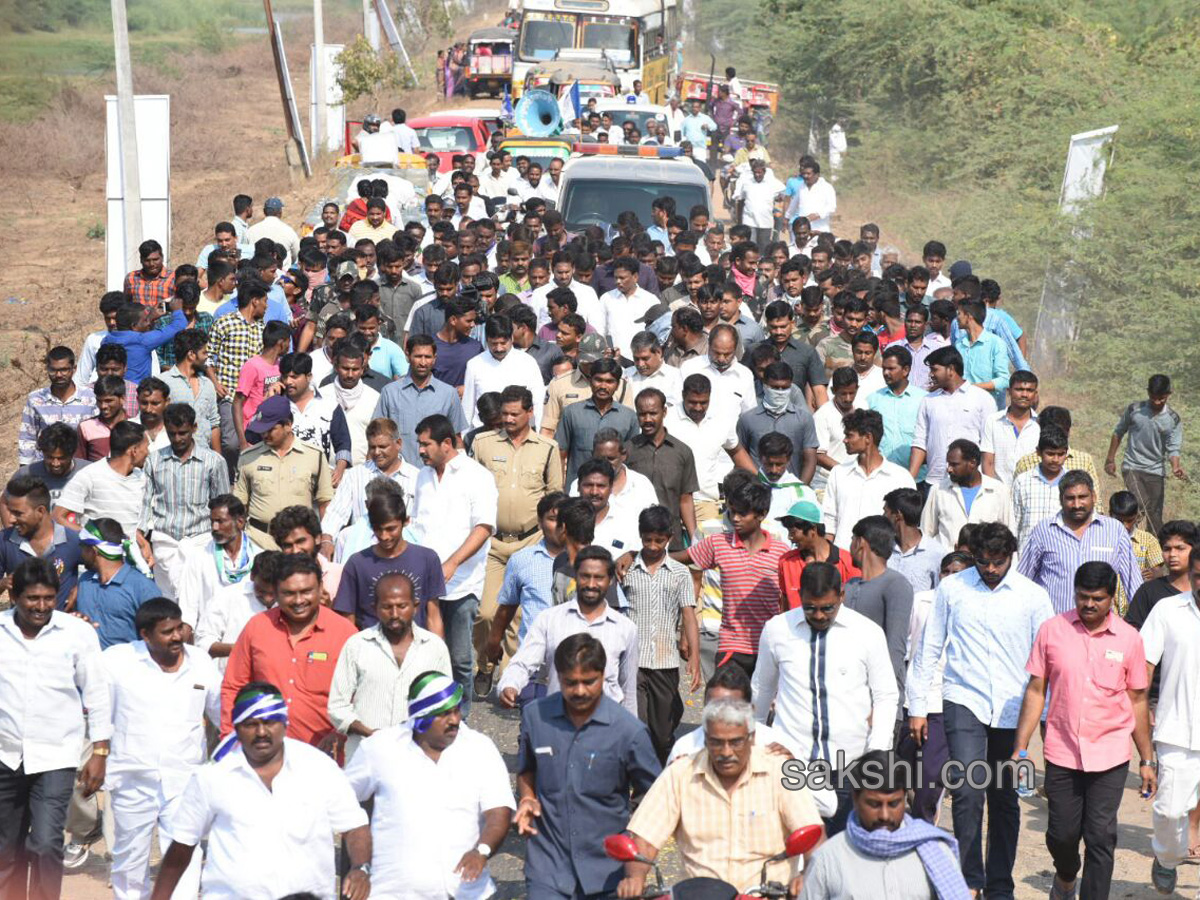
xmin=501 ymin=83 xmax=514 ymax=121
xmin=557 ymin=81 xmax=580 ymax=128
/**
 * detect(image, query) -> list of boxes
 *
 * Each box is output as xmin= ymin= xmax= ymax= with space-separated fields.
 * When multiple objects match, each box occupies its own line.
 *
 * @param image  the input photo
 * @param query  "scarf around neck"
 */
xmin=845 ymin=811 xmax=969 ymax=899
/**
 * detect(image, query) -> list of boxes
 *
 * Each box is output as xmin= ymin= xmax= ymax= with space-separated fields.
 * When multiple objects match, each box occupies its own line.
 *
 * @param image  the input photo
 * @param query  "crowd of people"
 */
xmin=2 ymin=130 xmax=1197 ymax=900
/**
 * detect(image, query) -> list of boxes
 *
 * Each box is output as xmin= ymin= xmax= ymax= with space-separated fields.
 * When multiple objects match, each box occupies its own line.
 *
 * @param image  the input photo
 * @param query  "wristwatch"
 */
xmin=476 ymin=843 xmax=492 ymax=858
xmin=1139 ymin=759 xmax=1157 ymax=769
xmin=355 ymin=862 xmax=372 ymax=877
xmin=91 ymin=747 xmax=110 ymax=757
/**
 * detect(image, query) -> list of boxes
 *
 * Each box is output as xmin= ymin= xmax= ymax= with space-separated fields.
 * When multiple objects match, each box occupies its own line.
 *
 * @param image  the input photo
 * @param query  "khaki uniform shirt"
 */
xmin=541 ymin=370 xmax=633 ymax=436
xmin=233 ymin=440 xmax=334 ymax=548
xmin=470 ymin=430 xmax=564 ymax=537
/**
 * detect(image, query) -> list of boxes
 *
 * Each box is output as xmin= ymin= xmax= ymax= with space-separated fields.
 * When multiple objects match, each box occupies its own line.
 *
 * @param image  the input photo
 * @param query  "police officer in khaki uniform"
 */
xmin=540 ymin=333 xmax=633 ymax=438
xmin=232 ymin=395 xmax=335 ymax=549
xmin=470 ymin=384 xmax=564 ymax=696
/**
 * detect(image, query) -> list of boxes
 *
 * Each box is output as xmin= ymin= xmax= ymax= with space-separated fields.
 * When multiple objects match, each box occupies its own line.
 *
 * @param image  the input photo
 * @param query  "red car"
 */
xmin=408 ymin=111 xmax=504 ymax=172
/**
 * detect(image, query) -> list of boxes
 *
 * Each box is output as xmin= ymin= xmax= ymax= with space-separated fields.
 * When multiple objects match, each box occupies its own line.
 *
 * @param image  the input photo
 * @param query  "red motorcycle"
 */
xmin=603 ymin=824 xmax=824 ymax=899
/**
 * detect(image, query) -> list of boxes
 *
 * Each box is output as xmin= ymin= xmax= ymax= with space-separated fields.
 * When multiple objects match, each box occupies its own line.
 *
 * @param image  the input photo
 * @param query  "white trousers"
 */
xmin=1152 ymin=741 xmax=1200 ymax=868
xmin=150 ymin=533 xmax=209 ymax=601
xmin=110 ymin=774 xmax=201 ymax=900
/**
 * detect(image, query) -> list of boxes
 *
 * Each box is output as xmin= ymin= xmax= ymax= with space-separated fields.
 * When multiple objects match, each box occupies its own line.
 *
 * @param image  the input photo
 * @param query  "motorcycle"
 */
xmin=603 ymin=823 xmax=824 ymax=899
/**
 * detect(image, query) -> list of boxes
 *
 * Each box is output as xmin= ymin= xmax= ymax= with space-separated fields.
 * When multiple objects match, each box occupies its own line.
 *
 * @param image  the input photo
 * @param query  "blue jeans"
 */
xmin=441 ymin=593 xmax=479 ymax=716
xmin=943 ymin=700 xmax=1020 ymax=899
xmin=0 ymin=762 xmax=75 ymax=900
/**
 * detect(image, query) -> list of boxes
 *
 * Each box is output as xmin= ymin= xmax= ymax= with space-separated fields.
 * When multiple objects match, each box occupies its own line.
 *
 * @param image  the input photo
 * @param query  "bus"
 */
xmin=512 ymin=0 xmax=680 ymax=104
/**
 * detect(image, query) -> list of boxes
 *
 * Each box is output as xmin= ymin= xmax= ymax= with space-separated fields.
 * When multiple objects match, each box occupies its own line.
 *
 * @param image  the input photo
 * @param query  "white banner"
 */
xmin=311 ymin=43 xmax=346 ymax=154
xmin=105 ymin=94 xmax=171 ymax=292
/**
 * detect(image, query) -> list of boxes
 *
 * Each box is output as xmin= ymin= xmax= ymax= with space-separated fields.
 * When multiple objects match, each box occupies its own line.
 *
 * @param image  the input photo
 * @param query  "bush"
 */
xmin=335 ymin=35 xmax=413 ymax=106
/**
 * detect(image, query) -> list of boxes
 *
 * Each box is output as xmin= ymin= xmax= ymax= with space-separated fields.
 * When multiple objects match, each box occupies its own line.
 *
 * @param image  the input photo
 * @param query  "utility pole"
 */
xmin=111 ymin=0 xmax=143 ymax=271
xmin=313 ymin=0 xmax=325 ymax=153
xmin=364 ymin=0 xmax=381 ymax=51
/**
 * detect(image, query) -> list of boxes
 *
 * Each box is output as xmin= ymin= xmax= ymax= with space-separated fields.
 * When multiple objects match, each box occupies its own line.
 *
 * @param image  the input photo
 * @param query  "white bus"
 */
xmin=512 ymin=0 xmax=680 ymax=103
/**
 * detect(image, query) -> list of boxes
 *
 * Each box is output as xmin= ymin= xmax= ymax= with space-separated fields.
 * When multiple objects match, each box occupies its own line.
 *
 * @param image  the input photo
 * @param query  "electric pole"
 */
xmin=111 ymin=0 xmax=143 ymax=271
xmin=313 ymin=0 xmax=326 ymax=153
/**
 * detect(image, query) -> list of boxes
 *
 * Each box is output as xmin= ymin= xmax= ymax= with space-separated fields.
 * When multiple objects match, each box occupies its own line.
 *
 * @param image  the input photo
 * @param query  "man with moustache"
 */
xmin=329 ymin=572 xmax=450 ymax=760
xmin=514 ymin=632 xmax=660 ymax=899
xmin=151 ymin=681 xmax=371 ymax=900
xmin=220 ymin=554 xmax=357 ymax=752
xmin=345 ymin=672 xmax=514 ymax=898
xmin=102 ymin=598 xmax=222 ymax=899
xmin=176 ymin=494 xmax=260 ymax=640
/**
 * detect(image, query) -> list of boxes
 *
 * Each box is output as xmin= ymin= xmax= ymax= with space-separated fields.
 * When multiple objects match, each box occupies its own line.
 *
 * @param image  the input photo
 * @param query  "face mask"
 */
xmin=763 ymin=386 xmax=790 ymax=414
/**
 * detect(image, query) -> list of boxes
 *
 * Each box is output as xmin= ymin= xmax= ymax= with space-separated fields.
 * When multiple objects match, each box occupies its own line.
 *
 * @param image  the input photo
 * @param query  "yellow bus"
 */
xmin=512 ymin=0 xmax=680 ymax=103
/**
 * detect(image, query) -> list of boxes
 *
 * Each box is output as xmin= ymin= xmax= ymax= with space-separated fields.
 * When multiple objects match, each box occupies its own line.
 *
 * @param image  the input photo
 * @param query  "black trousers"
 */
xmin=0 ymin=762 xmax=75 ymax=900
xmin=637 ymin=667 xmax=683 ymax=765
xmin=715 ymin=650 xmax=757 ymax=678
xmin=1044 ymin=760 xmax=1126 ymax=899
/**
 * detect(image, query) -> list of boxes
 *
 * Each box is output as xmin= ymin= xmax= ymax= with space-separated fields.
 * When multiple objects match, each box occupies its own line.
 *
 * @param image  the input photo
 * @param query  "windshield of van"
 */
xmin=414 ymin=126 xmax=475 ymax=152
xmin=560 ymin=176 xmax=707 ymax=231
xmin=580 ymin=21 xmax=635 ymax=66
xmin=519 ymin=18 xmax=575 ymax=61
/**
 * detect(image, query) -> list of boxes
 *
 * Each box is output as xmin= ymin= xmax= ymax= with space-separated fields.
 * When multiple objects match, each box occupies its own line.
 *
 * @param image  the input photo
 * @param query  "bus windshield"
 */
xmin=518 ymin=17 xmax=575 ymax=61
xmin=580 ymin=21 xmax=636 ymax=65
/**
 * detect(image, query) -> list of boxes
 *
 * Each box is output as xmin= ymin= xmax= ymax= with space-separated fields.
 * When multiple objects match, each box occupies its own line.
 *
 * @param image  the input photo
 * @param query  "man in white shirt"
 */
xmin=410 ymin=414 xmax=498 ymax=715
xmin=823 ymin=408 xmax=917 ymax=551
xmin=812 ymin=367 xmax=864 ymax=494
xmin=319 ymin=417 xmax=419 ymax=541
xmin=0 ymin=558 xmax=112 ymax=900
xmin=194 ymin=551 xmax=275 ymax=671
xmin=103 ymin=598 xmax=221 ymax=900
xmin=244 ymin=197 xmax=300 ymax=269
xmin=664 ymin=94 xmax=686 ymax=143
xmin=920 ymin=438 xmax=1013 ymax=548
xmin=1141 ymin=553 xmax=1200 ymax=893
xmin=980 ymin=371 xmax=1040 ymax=486
xmin=460 ymin=315 xmax=545 ymax=429
xmin=601 ymin=256 xmax=659 ymax=362
xmin=670 ymin=373 xmax=757 ymax=524
xmin=785 ymin=157 xmax=837 ymax=232
xmin=528 ymin=251 xmax=603 ymax=329
xmin=389 ymin=107 xmax=419 ymax=155
xmin=733 ymin=158 xmax=785 ymax=247
xmin=752 ymin=560 xmax=897 ymax=834
xmin=176 ymin=494 xmax=260 ymax=637
xmin=680 ymin=324 xmax=757 ymax=415
xmin=625 ymin=331 xmax=683 ymax=408
xmin=346 ymin=673 xmax=514 ymax=899
xmin=569 ymin=430 xmax=659 ymax=523
xmin=152 ymin=681 xmax=372 ymax=900
xmin=575 ymin=457 xmax=643 ymax=560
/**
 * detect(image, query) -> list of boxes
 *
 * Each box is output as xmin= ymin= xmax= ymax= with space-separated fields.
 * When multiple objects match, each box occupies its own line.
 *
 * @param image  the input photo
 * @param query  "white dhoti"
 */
xmin=150 ymin=533 xmax=210 ymax=600
xmin=1152 ymin=741 xmax=1200 ymax=868
xmin=109 ymin=770 xmax=203 ymax=900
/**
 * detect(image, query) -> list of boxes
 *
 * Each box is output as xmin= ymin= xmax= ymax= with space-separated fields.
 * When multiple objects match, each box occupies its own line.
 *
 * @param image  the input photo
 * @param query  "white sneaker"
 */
xmin=62 ymin=842 xmax=89 ymax=870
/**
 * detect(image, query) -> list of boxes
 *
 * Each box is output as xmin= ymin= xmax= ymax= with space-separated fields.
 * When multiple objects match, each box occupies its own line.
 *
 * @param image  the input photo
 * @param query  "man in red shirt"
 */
xmin=680 ymin=480 xmax=789 ymax=676
xmin=124 ymin=239 xmax=175 ymax=308
xmin=221 ymin=553 xmax=357 ymax=753
xmin=1012 ymin=561 xmax=1155 ymax=900
xmin=777 ymin=499 xmax=860 ymax=610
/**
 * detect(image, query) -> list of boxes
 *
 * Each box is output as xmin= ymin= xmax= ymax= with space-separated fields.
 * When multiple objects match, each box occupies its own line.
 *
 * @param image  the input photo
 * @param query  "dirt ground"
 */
xmin=1 ymin=12 xmax=1193 ymax=900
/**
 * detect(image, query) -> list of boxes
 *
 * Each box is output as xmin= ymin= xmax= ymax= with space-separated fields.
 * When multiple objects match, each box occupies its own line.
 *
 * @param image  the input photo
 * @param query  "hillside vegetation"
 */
xmin=695 ymin=0 xmax=1200 ymax=515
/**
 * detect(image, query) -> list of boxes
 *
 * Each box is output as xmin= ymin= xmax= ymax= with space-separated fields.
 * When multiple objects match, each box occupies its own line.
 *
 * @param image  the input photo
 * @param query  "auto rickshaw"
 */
xmin=465 ymin=28 xmax=514 ymax=99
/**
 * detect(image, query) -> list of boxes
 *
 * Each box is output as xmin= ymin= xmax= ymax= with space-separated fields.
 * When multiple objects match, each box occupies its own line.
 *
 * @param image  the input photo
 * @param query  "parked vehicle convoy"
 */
xmin=465 ymin=27 xmax=515 ymax=98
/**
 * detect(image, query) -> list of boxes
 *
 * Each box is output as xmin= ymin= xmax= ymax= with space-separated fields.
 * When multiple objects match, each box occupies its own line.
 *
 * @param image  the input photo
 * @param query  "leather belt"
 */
xmin=494 ymin=526 xmax=540 ymax=543
xmin=248 ymin=517 xmax=271 ymax=533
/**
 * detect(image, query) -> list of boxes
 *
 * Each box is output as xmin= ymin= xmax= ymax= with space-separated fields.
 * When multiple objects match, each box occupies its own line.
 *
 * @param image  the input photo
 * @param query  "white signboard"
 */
xmin=1059 ymin=125 xmax=1118 ymax=216
xmin=105 ymin=94 xmax=171 ymax=292
xmin=311 ymin=43 xmax=346 ymax=154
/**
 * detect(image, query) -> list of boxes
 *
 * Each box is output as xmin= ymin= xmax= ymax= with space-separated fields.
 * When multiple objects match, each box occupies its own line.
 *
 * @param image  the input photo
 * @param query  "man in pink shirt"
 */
xmin=1012 ymin=561 xmax=1156 ymax=900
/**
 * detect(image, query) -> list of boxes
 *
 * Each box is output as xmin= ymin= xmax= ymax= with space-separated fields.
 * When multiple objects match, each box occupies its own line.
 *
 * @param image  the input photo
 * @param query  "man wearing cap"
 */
xmin=152 ymin=680 xmax=372 ymax=900
xmin=307 ymin=259 xmax=361 ymax=346
xmin=540 ymin=337 xmax=634 ymax=439
xmin=777 ymin=499 xmax=862 ymax=610
xmin=245 ymin=197 xmax=299 ymax=269
xmin=345 ymin=672 xmax=515 ymax=899
xmin=232 ymin=395 xmax=334 ymax=550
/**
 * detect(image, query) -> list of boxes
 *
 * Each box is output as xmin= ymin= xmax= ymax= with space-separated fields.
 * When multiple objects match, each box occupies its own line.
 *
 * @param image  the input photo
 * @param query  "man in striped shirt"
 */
xmin=1011 ymin=426 xmax=1069 ymax=551
xmin=682 ymin=479 xmax=790 ymax=676
xmin=17 ymin=346 xmax=97 ymax=467
xmin=1018 ymin=470 xmax=1143 ymax=616
xmin=207 ymin=283 xmax=267 ymax=467
xmin=137 ymin=403 xmax=230 ymax=605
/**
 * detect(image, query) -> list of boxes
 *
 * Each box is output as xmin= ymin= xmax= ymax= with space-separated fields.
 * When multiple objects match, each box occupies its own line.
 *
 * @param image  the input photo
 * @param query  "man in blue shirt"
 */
xmin=679 ymin=99 xmax=717 ymax=151
xmin=953 ymin=299 xmax=1009 ymax=409
xmin=908 ymin=523 xmax=1054 ymax=900
xmin=76 ymin=519 xmax=160 ymax=649
xmin=0 ymin=475 xmax=82 ymax=609
xmin=373 ymin=335 xmax=469 ymax=466
xmin=516 ymin=631 xmax=660 ymax=899
xmin=869 ymin=344 xmax=927 ymax=475
xmin=101 ymin=297 xmax=187 ymax=383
